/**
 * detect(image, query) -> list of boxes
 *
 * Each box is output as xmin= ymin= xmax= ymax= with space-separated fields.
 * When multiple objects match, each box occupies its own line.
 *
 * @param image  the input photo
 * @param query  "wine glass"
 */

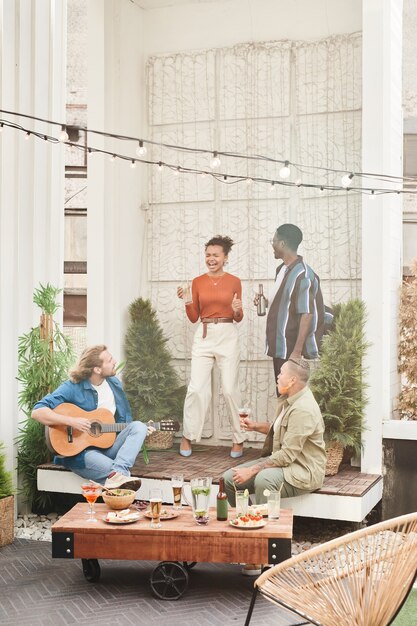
xmin=238 ymin=406 xmax=251 ymax=431
xmin=171 ymin=474 xmax=184 ymax=510
xmin=81 ymin=483 xmax=102 ymax=523
xmin=149 ymin=488 xmax=163 ymax=528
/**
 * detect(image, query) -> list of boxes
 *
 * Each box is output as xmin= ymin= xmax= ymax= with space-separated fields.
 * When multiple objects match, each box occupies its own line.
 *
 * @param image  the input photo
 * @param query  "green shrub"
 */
xmin=310 ymin=299 xmax=369 ymax=456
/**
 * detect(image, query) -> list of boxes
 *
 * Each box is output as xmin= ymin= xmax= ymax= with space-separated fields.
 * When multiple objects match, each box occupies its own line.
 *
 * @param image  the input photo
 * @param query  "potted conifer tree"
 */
xmin=16 ymin=283 xmax=75 ymax=512
xmin=310 ymin=299 xmax=369 ymax=475
xmin=0 ymin=442 xmax=14 ymax=547
xmin=123 ymin=298 xmax=186 ymax=449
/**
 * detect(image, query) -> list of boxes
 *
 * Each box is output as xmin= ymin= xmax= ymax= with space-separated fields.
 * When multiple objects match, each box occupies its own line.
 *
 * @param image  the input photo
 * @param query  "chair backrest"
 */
xmin=256 ymin=512 xmax=417 ymax=626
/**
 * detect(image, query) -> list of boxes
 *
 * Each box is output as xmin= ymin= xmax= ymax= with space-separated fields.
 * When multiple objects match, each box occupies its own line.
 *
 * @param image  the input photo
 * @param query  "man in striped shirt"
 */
xmin=263 ymin=224 xmax=325 ymax=386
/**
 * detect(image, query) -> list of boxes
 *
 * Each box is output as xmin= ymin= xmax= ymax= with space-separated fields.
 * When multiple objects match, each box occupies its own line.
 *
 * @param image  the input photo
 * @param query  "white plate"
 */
xmin=229 ymin=519 xmax=266 ymax=529
xmin=103 ymin=514 xmax=141 ymax=524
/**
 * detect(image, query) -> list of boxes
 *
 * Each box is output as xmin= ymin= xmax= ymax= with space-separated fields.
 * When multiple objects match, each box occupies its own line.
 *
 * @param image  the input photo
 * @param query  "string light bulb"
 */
xmin=25 ymin=131 xmax=31 ymax=140
xmin=109 ymin=154 xmax=116 ymax=162
xmin=370 ymin=190 xmax=375 ymax=199
xmin=136 ymin=140 xmax=147 ymax=157
xmin=174 ymin=167 xmax=180 ymax=176
xmin=246 ymin=177 xmax=253 ymax=185
xmin=279 ymin=161 xmax=291 ymax=179
xmin=295 ymin=178 xmax=302 ymax=187
xmin=319 ymin=186 xmax=324 ymax=193
xmin=341 ymin=173 xmax=354 ymax=188
xmin=269 ymin=181 xmax=275 ymax=192
xmin=130 ymin=159 xmax=136 ymax=169
xmin=210 ymin=151 xmax=221 ymax=169
xmin=158 ymin=161 xmax=163 ymax=171
xmin=0 ymin=123 xmax=4 ymax=132
xmin=59 ymin=125 xmax=69 ymax=142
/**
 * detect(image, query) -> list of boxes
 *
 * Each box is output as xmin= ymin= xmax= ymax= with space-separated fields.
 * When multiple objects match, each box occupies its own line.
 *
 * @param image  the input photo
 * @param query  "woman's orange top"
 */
xmin=185 ymin=273 xmax=243 ymax=323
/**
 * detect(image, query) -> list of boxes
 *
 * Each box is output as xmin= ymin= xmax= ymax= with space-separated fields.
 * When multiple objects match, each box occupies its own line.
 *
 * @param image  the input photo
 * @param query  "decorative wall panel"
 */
xmin=147 ymin=33 xmax=362 ymax=444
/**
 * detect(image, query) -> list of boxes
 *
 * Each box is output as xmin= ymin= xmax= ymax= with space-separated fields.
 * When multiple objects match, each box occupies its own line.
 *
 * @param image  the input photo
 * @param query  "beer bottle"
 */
xmin=216 ymin=477 xmax=228 ymax=521
xmin=257 ymin=284 xmax=267 ymax=316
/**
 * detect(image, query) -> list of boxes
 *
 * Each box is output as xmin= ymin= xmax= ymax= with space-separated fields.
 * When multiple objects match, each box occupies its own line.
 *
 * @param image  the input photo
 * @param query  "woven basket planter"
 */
xmin=145 ymin=430 xmax=174 ymax=450
xmin=0 ymin=495 xmax=14 ymax=547
xmin=325 ymin=441 xmax=345 ymax=476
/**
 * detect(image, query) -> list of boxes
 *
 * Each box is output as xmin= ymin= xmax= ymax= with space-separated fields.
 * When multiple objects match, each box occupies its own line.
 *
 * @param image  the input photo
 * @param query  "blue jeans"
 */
xmin=55 ymin=421 xmax=147 ymax=483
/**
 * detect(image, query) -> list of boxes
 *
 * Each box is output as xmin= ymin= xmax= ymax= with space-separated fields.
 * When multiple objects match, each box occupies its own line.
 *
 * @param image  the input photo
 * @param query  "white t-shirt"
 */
xmin=91 ymin=379 xmax=116 ymax=415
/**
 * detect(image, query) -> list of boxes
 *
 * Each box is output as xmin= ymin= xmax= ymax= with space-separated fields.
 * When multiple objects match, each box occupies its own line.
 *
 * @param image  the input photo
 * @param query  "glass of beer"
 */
xmin=81 ymin=483 xmax=102 ymax=523
xmin=149 ymin=488 xmax=163 ymax=528
xmin=171 ymin=474 xmax=183 ymax=510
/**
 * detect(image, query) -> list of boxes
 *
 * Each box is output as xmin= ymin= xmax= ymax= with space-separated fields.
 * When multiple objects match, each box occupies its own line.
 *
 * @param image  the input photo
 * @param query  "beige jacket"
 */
xmin=261 ymin=386 xmax=326 ymax=491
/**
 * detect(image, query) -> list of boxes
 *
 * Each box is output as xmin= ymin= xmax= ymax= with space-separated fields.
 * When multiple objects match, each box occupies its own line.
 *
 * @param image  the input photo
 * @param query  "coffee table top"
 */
xmin=52 ymin=503 xmax=293 ymax=538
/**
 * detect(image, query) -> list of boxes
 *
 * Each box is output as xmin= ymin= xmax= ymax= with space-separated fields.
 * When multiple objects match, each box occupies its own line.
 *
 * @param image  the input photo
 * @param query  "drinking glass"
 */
xmin=149 ymin=488 xmax=163 ymax=528
xmin=181 ymin=281 xmax=193 ymax=305
xmin=235 ymin=490 xmax=249 ymax=517
xmin=267 ymin=491 xmax=281 ymax=520
xmin=81 ymin=483 xmax=102 ymax=523
xmin=190 ymin=477 xmax=212 ymax=525
xmin=171 ymin=474 xmax=184 ymax=510
xmin=238 ymin=406 xmax=251 ymax=432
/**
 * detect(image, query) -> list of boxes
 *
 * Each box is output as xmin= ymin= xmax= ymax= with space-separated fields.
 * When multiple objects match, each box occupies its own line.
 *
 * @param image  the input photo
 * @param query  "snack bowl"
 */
xmin=102 ymin=488 xmax=136 ymax=510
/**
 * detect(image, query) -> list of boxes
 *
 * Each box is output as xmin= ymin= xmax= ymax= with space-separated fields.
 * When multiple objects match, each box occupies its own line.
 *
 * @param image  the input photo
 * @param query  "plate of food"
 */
xmin=143 ymin=508 xmax=179 ymax=521
xmin=248 ymin=504 xmax=268 ymax=517
xmin=103 ymin=509 xmax=141 ymax=524
xmin=229 ymin=513 xmax=266 ymax=529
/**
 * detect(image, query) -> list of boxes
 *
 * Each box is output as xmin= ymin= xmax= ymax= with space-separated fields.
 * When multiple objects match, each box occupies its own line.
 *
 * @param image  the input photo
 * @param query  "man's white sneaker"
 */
xmin=104 ymin=471 xmax=142 ymax=491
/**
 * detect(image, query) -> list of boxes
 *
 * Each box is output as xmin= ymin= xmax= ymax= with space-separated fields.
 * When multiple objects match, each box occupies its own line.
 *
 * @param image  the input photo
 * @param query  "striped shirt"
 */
xmin=265 ymin=256 xmax=324 ymax=359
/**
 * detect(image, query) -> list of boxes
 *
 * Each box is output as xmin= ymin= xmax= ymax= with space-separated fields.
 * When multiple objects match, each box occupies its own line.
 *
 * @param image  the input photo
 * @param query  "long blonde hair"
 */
xmin=70 ymin=344 xmax=107 ymax=383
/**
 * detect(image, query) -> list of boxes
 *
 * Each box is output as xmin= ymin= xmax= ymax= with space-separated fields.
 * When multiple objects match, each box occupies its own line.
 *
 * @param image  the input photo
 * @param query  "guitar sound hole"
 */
xmin=89 ymin=422 xmax=103 ymax=437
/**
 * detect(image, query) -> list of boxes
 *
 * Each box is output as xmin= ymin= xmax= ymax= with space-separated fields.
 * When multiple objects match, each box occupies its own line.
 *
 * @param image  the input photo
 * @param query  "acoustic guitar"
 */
xmin=45 ymin=403 xmax=180 ymax=457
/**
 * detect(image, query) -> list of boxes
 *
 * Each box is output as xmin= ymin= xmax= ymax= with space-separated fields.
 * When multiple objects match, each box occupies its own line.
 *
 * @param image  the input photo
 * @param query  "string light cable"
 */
xmin=1 ymin=110 xmax=416 ymax=195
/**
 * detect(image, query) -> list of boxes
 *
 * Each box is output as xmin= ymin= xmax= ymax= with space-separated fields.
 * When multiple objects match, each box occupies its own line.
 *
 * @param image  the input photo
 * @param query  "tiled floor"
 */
xmin=0 ymin=539 xmax=298 ymax=626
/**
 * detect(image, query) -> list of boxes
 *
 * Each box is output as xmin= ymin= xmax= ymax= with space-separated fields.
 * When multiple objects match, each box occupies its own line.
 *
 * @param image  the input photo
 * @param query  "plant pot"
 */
xmin=0 ymin=495 xmax=14 ymax=547
xmin=325 ymin=441 xmax=345 ymax=476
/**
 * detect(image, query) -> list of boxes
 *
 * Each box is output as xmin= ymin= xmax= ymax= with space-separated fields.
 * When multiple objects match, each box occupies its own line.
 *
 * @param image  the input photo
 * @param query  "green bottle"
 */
xmin=216 ymin=477 xmax=228 ymax=521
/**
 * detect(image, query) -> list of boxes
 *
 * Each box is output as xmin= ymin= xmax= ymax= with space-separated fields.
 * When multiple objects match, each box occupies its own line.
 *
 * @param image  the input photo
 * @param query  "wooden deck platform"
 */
xmin=38 ymin=444 xmax=383 ymax=522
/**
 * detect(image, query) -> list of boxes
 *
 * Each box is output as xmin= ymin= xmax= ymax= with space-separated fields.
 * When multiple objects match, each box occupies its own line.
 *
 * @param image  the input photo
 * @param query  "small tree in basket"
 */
xmin=16 ymin=283 xmax=75 ymax=512
xmin=398 ymin=258 xmax=417 ymax=419
xmin=310 ymin=299 xmax=369 ymax=472
xmin=123 ymin=298 xmax=186 ymax=424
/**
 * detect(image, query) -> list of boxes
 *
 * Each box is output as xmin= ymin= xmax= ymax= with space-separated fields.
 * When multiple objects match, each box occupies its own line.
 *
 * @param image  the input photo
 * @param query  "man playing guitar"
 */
xmin=32 ymin=344 xmax=145 ymax=491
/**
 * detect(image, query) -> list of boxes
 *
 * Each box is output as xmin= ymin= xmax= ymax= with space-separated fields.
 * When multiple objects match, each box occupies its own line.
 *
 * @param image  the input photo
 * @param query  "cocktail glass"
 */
xmin=171 ymin=474 xmax=184 ymax=510
xmin=149 ymin=488 xmax=163 ymax=528
xmin=190 ymin=477 xmax=212 ymax=525
xmin=81 ymin=483 xmax=102 ymax=523
xmin=235 ymin=490 xmax=249 ymax=516
xmin=267 ymin=491 xmax=281 ymax=520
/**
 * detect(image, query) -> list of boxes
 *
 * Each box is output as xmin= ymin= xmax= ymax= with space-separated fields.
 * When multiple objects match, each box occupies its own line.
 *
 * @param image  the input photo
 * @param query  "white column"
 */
xmin=0 ymin=0 xmax=67 ymax=474
xmin=361 ymin=0 xmax=403 ymax=473
xmin=87 ymin=0 xmax=146 ymax=361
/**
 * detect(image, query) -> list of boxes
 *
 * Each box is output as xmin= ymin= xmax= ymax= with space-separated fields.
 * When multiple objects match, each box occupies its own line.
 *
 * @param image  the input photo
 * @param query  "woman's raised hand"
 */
xmin=231 ymin=293 xmax=242 ymax=313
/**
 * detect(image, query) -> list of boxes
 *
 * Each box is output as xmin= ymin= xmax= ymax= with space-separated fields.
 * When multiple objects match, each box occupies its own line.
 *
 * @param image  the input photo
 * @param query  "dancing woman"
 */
xmin=178 ymin=235 xmax=245 ymax=458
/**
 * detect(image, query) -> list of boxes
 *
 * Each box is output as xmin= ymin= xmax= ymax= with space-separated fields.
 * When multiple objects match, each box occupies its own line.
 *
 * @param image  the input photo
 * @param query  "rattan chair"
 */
xmin=245 ymin=512 xmax=417 ymax=626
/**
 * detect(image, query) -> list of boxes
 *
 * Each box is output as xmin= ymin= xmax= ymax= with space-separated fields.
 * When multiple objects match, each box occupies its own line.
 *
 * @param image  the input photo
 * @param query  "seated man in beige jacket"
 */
xmin=223 ymin=357 xmax=326 ymax=505
xmin=223 ymin=357 xmax=326 ymax=576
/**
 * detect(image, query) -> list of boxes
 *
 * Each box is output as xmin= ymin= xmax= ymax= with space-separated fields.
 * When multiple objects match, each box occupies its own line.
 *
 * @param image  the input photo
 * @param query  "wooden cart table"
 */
xmin=52 ymin=503 xmax=293 ymax=599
